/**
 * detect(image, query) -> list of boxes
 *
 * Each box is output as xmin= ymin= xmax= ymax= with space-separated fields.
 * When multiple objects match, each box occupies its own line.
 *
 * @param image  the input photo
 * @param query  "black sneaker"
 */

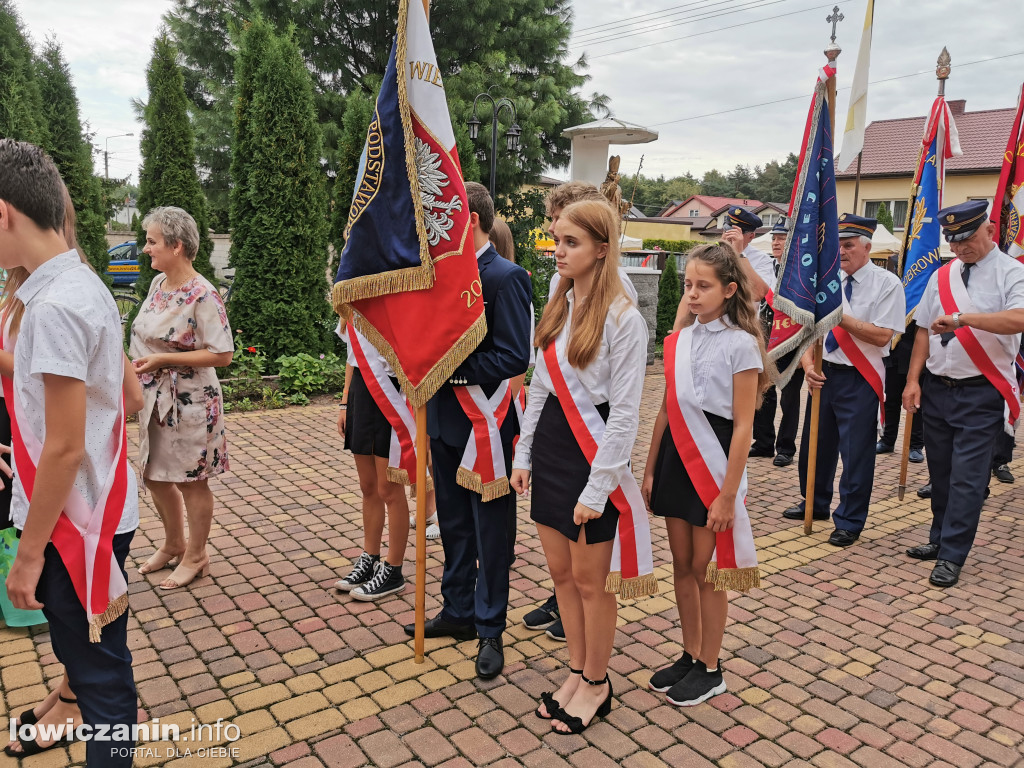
xmin=545 ymin=618 xmax=565 ymax=641
xmin=334 ymin=552 xmax=379 ymax=592
xmin=351 ymin=562 xmax=405 ymax=601
xmin=649 ymin=652 xmax=695 ymax=692
xmin=523 ymin=594 xmax=559 ymax=630
xmin=666 ymin=660 xmax=726 ymax=707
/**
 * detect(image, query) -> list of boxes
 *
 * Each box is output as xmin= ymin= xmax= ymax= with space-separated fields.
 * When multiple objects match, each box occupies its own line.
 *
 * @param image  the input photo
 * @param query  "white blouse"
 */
xmin=337 ymin=320 xmax=395 ymax=377
xmin=514 ymin=292 xmax=648 ymax=511
xmin=687 ymin=316 xmax=764 ymax=420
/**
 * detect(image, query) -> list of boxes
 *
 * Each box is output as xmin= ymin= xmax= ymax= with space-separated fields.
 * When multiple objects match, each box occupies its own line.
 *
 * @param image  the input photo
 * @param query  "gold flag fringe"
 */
xmin=386 ymin=466 xmax=433 ymax=492
xmin=705 ymin=562 xmax=761 ymax=593
xmin=455 ymin=466 xmax=510 ymax=501
xmin=332 ymin=266 xmax=435 ymax=309
xmin=605 ymin=571 xmax=660 ymax=598
xmin=88 ymin=592 xmax=130 ymax=643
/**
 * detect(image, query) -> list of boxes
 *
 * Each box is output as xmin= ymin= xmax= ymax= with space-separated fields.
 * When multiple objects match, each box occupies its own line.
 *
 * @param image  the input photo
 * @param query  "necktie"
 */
xmin=824 ymin=276 xmax=854 ymax=353
xmin=940 ymin=263 xmax=973 ymax=346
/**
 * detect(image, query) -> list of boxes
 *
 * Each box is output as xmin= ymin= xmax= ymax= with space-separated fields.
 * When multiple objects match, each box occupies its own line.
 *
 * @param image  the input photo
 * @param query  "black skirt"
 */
xmin=531 ymin=394 xmax=619 ymax=544
xmin=344 ymin=367 xmax=394 ymax=459
xmin=651 ymin=411 xmax=734 ymax=527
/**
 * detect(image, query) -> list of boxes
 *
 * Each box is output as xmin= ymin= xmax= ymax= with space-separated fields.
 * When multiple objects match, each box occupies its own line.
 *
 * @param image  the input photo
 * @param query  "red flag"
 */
xmin=993 ymin=82 xmax=1024 ymax=260
xmin=332 ymin=0 xmax=485 ymax=407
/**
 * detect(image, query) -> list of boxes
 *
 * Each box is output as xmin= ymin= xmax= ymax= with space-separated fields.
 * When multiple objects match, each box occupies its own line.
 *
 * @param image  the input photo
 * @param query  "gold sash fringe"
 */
xmin=386 ymin=466 xmax=433 ymax=492
xmin=705 ymin=562 xmax=761 ymax=593
xmin=88 ymin=592 xmax=130 ymax=643
xmin=455 ymin=466 xmax=510 ymax=502
xmin=605 ymin=571 xmax=660 ymax=598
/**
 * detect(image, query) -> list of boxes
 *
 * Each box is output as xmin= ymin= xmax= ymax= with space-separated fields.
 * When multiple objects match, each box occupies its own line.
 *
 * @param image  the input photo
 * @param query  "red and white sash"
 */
xmin=830 ymin=291 xmax=886 ymax=427
xmin=454 ymin=382 xmax=513 ymax=501
xmin=347 ymin=325 xmax=424 ymax=486
xmin=1 ymin=329 xmax=130 ymax=642
xmin=664 ymin=327 xmax=760 ymax=593
xmin=512 ymin=386 xmax=526 ymax=452
xmin=938 ymin=260 xmax=1021 ymax=433
xmin=541 ymin=339 xmax=657 ymax=598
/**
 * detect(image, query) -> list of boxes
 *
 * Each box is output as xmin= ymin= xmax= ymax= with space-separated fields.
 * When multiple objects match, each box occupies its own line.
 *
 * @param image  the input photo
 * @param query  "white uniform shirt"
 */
xmin=337 ymin=320 xmax=395 ymax=376
xmin=823 ymin=261 xmax=906 ymax=365
xmin=743 ymin=244 xmax=776 ymax=292
xmin=916 ymin=247 xmax=1024 ymax=377
xmin=549 ymin=267 xmax=639 ymax=304
xmin=514 ymin=293 xmax=648 ymax=510
xmin=11 ymin=251 xmax=139 ymax=533
xmin=689 ymin=317 xmax=764 ymax=420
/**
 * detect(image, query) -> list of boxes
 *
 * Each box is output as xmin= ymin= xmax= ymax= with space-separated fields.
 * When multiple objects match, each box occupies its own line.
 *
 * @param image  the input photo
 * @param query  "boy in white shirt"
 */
xmin=0 ymin=139 xmax=139 ymax=767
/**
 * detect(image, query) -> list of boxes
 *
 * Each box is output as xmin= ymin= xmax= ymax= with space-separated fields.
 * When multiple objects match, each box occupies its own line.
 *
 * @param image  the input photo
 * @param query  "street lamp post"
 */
xmin=102 ymin=132 xmax=134 ymax=180
xmin=467 ymin=94 xmax=520 ymax=201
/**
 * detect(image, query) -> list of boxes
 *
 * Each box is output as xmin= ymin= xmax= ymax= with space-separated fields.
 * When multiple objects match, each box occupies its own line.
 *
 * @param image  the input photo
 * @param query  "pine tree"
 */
xmin=656 ymin=255 xmax=681 ymax=342
xmin=876 ymin=202 xmax=895 ymax=233
xmin=35 ymin=37 xmax=109 ymax=277
xmin=135 ymin=32 xmax=216 ymax=302
xmin=0 ymin=0 xmax=49 ymax=146
xmin=229 ymin=18 xmax=330 ymax=362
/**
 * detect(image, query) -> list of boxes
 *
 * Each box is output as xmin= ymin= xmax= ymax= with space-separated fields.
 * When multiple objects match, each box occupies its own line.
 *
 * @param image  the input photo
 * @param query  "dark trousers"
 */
xmin=0 ymin=402 xmax=12 ymax=529
xmin=992 ymin=430 xmax=1014 ymax=467
xmin=881 ymin=365 xmax=924 ymax=449
xmin=797 ymin=367 xmax=879 ymax=532
xmin=921 ymin=373 xmax=1003 ymax=566
xmin=751 ymin=369 xmax=804 ymax=456
xmin=430 ymin=437 xmax=516 ymax=638
xmin=37 ymin=530 xmax=137 ymax=768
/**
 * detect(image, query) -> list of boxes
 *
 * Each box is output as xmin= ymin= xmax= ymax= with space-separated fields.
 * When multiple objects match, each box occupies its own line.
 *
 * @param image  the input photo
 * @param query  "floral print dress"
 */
xmin=130 ymin=274 xmax=233 ymax=482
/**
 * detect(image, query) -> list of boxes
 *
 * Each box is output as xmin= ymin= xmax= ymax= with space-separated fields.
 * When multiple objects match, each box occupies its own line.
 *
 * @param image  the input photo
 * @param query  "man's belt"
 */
xmin=822 ymin=361 xmax=856 ymax=372
xmin=929 ymin=372 xmax=990 ymax=388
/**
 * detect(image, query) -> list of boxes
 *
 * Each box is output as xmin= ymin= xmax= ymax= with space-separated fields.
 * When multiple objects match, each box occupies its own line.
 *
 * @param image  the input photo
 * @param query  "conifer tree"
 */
xmin=0 ymin=0 xmax=49 ymax=146
xmin=135 ymin=32 xmax=216 ymax=301
xmin=876 ymin=202 xmax=895 ymax=234
xmin=656 ymin=255 xmax=681 ymax=342
xmin=229 ymin=18 xmax=330 ymax=362
xmin=36 ymin=38 xmax=109 ymax=276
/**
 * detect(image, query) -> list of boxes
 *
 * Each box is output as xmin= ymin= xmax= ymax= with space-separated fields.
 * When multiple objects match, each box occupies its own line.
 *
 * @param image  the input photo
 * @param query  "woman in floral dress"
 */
xmin=130 ymin=206 xmax=233 ymax=590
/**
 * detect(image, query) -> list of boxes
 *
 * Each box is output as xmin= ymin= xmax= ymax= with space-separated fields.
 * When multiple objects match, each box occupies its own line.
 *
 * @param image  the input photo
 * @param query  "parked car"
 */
xmin=106 ymin=241 xmax=141 ymax=286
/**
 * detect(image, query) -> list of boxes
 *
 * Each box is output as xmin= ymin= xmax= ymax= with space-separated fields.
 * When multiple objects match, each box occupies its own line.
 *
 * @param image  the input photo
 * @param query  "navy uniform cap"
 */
xmin=936 ymin=200 xmax=990 ymax=242
xmin=838 ymin=213 xmax=877 ymax=239
xmin=770 ymin=219 xmax=788 ymax=235
xmin=726 ymin=207 xmax=762 ymax=232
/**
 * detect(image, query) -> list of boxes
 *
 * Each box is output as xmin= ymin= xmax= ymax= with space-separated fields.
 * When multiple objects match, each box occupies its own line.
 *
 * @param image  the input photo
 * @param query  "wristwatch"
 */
xmin=952 ymin=312 xmax=962 ymax=328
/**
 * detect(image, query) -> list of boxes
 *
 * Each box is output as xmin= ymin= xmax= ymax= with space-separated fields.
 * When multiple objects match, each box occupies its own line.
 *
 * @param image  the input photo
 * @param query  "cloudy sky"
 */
xmin=14 ymin=0 xmax=1022 ymax=185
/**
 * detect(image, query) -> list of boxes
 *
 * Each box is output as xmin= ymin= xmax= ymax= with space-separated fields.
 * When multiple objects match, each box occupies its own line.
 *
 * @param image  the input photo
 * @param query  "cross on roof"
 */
xmin=827 ymin=6 xmax=844 ymax=42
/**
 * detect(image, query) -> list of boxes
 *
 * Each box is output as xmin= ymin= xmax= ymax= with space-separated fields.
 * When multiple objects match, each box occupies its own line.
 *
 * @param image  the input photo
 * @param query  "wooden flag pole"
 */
xmin=414 ymin=0 xmax=430 ymax=665
xmin=414 ymin=406 xmax=427 ymax=662
xmin=897 ymin=411 xmax=913 ymax=501
xmin=805 ymin=12 xmax=843 ymax=535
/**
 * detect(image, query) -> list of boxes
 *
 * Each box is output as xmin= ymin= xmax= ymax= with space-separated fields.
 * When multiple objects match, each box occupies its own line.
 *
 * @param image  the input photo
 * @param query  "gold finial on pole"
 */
xmin=936 ymin=47 xmax=951 ymax=96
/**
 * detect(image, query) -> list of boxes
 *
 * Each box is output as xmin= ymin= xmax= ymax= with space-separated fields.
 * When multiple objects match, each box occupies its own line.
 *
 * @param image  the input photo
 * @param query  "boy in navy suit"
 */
xmin=404 ymin=182 xmax=532 ymax=679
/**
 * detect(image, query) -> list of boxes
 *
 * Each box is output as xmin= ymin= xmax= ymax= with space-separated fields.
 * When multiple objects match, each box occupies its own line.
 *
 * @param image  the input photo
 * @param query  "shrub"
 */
xmin=642 ymin=238 xmax=705 ymax=253
xmin=276 ymin=352 xmax=345 ymax=396
xmin=656 ymin=255 xmax=681 ymax=341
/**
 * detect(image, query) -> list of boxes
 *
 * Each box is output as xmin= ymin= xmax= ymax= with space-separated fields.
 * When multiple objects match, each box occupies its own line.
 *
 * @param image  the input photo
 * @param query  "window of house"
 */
xmin=864 ymin=200 xmax=909 ymax=230
xmin=689 ymin=209 xmax=700 ymax=216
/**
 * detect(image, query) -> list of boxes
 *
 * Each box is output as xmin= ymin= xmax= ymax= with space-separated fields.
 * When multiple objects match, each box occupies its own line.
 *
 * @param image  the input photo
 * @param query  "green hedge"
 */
xmin=642 ymin=238 xmax=705 ymax=253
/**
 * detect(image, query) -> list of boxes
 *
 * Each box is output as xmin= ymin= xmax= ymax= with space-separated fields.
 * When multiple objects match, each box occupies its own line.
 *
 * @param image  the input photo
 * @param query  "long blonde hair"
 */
xmin=535 ymin=199 xmax=627 ymax=369
xmin=0 ymin=184 xmax=90 ymax=337
xmin=676 ymin=243 xmax=771 ymax=406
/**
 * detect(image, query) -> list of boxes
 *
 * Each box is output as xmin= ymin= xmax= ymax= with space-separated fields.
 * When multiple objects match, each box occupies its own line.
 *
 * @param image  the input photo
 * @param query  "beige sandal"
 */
xmin=138 ymin=548 xmax=183 ymax=575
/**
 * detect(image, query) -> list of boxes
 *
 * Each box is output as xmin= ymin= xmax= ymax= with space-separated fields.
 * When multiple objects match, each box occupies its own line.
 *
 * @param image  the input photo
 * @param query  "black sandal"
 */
xmin=4 ymin=694 xmax=77 ymax=757
xmin=535 ymin=667 xmax=582 ymax=720
xmin=551 ymin=673 xmax=613 ymax=734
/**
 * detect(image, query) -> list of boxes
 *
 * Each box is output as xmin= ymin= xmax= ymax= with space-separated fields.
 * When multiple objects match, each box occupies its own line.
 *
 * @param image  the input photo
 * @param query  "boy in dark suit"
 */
xmin=404 ymin=182 xmax=532 ymax=679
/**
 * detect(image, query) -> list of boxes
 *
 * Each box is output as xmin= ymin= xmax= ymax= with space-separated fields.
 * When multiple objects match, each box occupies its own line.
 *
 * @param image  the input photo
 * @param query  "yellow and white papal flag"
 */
xmin=836 ymin=0 xmax=874 ymax=173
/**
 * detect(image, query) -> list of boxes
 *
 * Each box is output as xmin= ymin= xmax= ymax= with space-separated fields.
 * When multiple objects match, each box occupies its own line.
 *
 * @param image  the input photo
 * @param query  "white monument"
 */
xmin=561 ymin=117 xmax=658 ymax=188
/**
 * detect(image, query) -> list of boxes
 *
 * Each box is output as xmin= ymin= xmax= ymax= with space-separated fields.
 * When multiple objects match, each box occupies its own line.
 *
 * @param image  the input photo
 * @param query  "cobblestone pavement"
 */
xmin=2 ymin=366 xmax=1023 ymax=768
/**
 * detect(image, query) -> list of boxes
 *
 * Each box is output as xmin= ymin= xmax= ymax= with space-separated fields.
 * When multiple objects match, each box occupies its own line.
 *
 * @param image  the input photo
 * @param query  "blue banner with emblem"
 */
xmin=900 ymin=135 xmax=943 ymax=317
xmin=767 ymin=66 xmax=842 ymax=386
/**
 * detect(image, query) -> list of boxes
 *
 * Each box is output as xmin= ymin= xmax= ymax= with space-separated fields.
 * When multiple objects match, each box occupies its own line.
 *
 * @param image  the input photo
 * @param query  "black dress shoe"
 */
xmin=875 ymin=441 xmax=894 ymax=454
xmin=476 ymin=637 xmax=504 ymax=679
xmin=917 ymin=483 xmax=932 ymax=499
xmin=749 ymin=447 xmax=774 ymax=458
xmin=993 ymin=464 xmax=1014 ymax=483
xmin=909 ymin=448 xmax=925 ymax=464
xmin=773 ymin=453 xmax=794 ymax=467
xmin=403 ymin=613 xmax=477 ymax=640
xmin=782 ymin=502 xmax=829 ymax=521
xmin=929 ymin=560 xmax=961 ymax=587
xmin=828 ymin=529 xmax=860 ymax=547
xmin=906 ymin=542 xmax=939 ymax=560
